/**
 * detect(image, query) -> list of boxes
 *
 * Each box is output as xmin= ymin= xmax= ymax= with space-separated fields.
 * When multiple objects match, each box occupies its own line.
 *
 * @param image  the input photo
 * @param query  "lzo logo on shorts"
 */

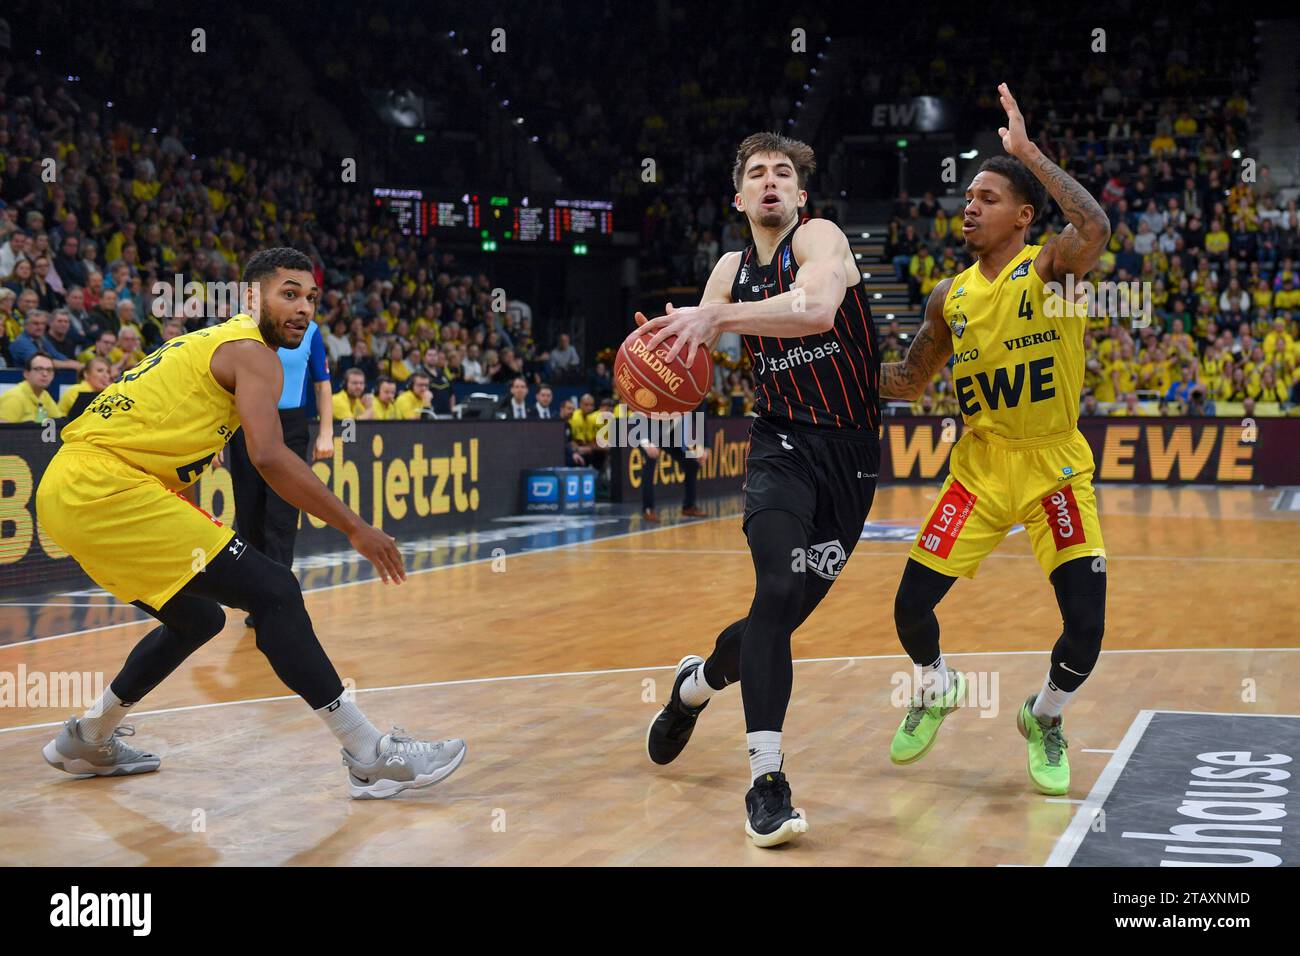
xmin=806 ymin=539 xmax=847 ymax=580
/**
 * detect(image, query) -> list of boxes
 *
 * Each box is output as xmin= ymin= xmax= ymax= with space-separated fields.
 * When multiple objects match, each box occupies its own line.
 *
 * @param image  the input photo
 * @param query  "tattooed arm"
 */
xmin=996 ymin=83 xmax=1111 ymax=285
xmin=880 ymin=277 xmax=955 ymax=401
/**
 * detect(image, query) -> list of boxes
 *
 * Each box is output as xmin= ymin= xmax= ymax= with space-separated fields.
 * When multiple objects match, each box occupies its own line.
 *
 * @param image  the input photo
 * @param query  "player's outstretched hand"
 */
xmin=350 ymin=523 xmax=406 ymax=584
xmin=997 ymin=82 xmax=1031 ymax=159
xmin=636 ymin=302 xmax=718 ymax=366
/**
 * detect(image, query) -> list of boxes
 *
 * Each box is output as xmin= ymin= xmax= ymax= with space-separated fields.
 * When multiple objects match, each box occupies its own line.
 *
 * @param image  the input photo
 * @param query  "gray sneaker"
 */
xmin=43 ymin=718 xmax=161 ymax=777
xmin=343 ymin=728 xmax=466 ymax=799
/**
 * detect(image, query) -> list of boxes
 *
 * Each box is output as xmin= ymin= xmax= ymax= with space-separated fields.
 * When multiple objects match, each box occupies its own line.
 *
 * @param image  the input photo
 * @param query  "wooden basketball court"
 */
xmin=1 ymin=484 xmax=1296 ymax=866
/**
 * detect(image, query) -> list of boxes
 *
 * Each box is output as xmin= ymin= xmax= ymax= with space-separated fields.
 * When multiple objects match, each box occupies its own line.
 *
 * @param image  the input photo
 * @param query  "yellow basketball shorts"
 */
xmin=908 ymin=428 xmax=1105 ymax=579
xmin=36 ymin=444 xmax=235 ymax=610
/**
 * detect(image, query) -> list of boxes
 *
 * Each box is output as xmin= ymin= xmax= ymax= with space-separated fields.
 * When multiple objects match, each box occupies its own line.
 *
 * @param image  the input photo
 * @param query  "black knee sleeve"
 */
xmin=1048 ymin=556 xmax=1107 ymax=692
xmin=242 ymin=558 xmax=306 ymax=619
xmin=893 ymin=559 xmax=958 ymax=666
xmin=181 ymin=543 xmax=342 ymax=709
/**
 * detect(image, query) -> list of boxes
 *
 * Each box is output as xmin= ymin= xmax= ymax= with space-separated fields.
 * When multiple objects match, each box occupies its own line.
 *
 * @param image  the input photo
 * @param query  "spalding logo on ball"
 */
xmin=615 ymin=329 xmax=712 ymax=416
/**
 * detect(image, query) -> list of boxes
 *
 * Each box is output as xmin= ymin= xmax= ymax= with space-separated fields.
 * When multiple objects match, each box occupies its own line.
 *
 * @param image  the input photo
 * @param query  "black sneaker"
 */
xmin=744 ymin=771 xmax=809 ymax=848
xmin=646 ymin=655 xmax=709 ymax=765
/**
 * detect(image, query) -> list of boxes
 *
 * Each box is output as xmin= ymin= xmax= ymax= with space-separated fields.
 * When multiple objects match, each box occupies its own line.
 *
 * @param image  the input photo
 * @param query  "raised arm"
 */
xmin=996 ymin=83 xmax=1110 ymax=285
xmin=880 ymin=277 xmax=955 ymax=401
xmin=636 ymin=219 xmax=851 ymax=364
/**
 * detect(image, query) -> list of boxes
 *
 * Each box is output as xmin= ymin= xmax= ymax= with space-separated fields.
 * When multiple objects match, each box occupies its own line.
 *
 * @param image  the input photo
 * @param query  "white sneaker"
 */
xmin=342 ymin=728 xmax=466 ymax=799
xmin=43 ymin=717 xmax=161 ymax=777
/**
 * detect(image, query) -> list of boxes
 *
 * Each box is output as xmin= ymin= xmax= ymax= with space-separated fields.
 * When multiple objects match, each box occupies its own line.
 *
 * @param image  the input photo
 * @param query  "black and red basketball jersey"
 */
xmin=731 ymin=220 xmax=881 ymax=431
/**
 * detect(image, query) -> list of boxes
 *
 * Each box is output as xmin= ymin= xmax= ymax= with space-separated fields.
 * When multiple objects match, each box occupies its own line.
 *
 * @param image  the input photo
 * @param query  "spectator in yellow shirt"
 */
xmin=1096 ymin=325 xmax=1125 ymax=363
xmin=331 ymin=368 xmax=373 ymax=421
xmin=568 ymin=392 xmax=602 ymax=444
xmin=1110 ymin=392 xmax=1153 ymax=417
xmin=1149 ymin=133 xmax=1176 ymax=156
xmin=1258 ymin=366 xmax=1288 ymax=404
xmin=0 ymin=354 xmax=61 ymax=422
xmin=382 ymin=342 xmax=414 ymax=384
xmin=114 ymin=325 xmax=147 ymax=374
xmin=78 ymin=329 xmax=119 ymax=367
xmin=908 ymin=245 xmax=936 ymax=306
xmin=1265 ymin=318 xmax=1294 ymax=358
xmin=1276 ymin=278 xmax=1300 ymax=311
xmin=1252 ymin=280 xmax=1274 ymax=311
xmin=57 ymin=357 xmax=112 ymax=416
xmin=1204 ymin=219 xmax=1230 ymax=259
xmin=394 ymin=372 xmax=433 ymax=420
xmin=370 ymin=376 xmax=402 ymax=421
xmin=1242 ymin=345 xmax=1268 ymax=382
xmin=1109 ymin=344 xmax=1140 ymax=395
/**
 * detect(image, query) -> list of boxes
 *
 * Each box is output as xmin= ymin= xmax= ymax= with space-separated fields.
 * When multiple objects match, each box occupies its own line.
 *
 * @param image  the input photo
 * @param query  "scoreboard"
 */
xmin=372 ymin=188 xmax=614 ymax=248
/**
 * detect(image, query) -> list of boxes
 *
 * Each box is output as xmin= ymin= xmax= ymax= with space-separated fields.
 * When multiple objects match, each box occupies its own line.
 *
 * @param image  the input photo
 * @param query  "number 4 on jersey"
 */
xmin=1018 ymin=289 xmax=1034 ymax=322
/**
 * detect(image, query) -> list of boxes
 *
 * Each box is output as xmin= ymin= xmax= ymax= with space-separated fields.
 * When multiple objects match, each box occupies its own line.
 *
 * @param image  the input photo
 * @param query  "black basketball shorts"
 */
xmin=741 ymin=415 xmax=880 ymax=582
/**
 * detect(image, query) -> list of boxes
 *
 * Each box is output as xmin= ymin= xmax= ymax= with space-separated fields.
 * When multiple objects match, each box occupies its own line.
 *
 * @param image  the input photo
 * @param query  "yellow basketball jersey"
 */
xmin=61 ymin=314 xmax=267 ymax=489
xmin=943 ymin=245 xmax=1086 ymax=443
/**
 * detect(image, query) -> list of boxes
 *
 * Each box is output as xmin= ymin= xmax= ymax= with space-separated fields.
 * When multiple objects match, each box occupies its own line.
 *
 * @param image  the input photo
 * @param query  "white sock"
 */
xmin=317 ymin=693 xmax=384 ymax=762
xmin=678 ymin=661 xmax=718 ymax=708
xmin=78 ymin=687 xmax=135 ymax=742
xmin=920 ymin=653 xmax=951 ymax=704
xmin=746 ymin=730 xmax=783 ymax=780
xmin=1032 ymin=676 xmax=1074 ymax=720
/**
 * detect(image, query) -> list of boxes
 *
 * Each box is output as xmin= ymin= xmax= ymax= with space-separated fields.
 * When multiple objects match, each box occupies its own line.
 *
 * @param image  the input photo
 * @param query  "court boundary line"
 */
xmin=1043 ymin=709 xmax=1300 ymax=867
xmin=1 ymin=648 xmax=1296 ymax=737
xmin=1044 ymin=709 xmax=1153 ymax=868
xmin=3 ymin=510 xmax=742 ymax=648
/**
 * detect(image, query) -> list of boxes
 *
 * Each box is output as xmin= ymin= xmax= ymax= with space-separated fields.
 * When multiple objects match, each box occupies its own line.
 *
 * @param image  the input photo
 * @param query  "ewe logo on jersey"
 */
xmin=955 ymin=356 xmax=1056 ymax=415
xmin=806 ymin=539 xmax=847 ymax=580
xmin=755 ymin=339 xmax=842 ymax=377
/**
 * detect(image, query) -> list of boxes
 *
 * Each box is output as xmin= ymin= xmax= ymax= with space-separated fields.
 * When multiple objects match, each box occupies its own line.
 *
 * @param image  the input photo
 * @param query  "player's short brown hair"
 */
xmin=732 ymin=132 xmax=816 ymax=192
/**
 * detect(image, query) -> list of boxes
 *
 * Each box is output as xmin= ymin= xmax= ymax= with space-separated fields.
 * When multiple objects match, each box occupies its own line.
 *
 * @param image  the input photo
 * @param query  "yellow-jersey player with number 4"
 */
xmin=879 ymin=85 xmax=1112 ymax=797
xmin=36 ymin=248 xmax=467 ymax=800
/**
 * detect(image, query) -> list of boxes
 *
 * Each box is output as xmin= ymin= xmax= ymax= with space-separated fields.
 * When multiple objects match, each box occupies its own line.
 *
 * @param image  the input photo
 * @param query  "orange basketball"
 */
xmin=615 ymin=329 xmax=712 ymax=416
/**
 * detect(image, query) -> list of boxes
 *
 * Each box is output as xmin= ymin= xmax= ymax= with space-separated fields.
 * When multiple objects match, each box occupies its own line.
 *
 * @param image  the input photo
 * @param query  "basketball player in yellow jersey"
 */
xmin=37 ymin=248 xmax=466 ymax=799
xmin=880 ymin=85 xmax=1112 ymax=796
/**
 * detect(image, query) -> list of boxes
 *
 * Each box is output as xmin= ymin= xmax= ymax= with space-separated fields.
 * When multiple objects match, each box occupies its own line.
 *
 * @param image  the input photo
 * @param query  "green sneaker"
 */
xmin=1016 ymin=695 xmax=1070 ymax=795
xmin=889 ymin=669 xmax=966 ymax=765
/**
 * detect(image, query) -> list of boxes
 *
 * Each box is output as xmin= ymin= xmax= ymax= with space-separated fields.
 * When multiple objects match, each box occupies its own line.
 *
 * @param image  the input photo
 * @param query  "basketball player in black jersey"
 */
xmin=636 ymin=132 xmax=881 ymax=847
